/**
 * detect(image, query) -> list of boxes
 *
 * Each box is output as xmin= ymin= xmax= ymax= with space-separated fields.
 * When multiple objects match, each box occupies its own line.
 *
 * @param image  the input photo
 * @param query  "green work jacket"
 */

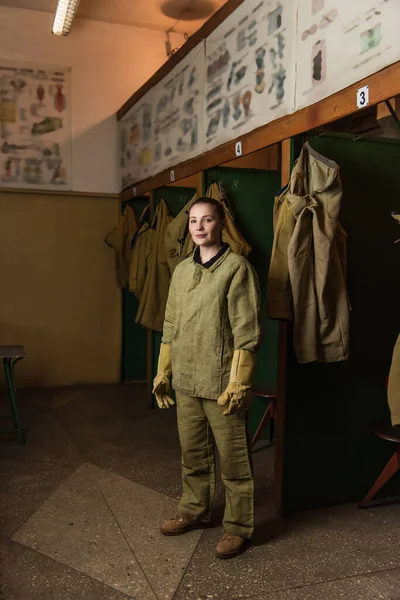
xmin=162 ymin=248 xmax=261 ymax=400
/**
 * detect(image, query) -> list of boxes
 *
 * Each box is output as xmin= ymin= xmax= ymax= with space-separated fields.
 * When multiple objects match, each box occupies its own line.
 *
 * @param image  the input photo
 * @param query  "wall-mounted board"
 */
xmin=204 ymin=0 xmax=297 ymax=151
xmin=296 ymin=0 xmax=400 ymax=110
xmin=0 ymin=60 xmax=72 ymax=190
xmin=119 ymin=43 xmax=205 ymax=189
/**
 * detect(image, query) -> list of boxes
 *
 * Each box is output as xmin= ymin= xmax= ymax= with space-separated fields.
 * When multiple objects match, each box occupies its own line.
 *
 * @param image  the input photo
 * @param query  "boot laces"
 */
xmin=221 ymin=533 xmax=237 ymax=544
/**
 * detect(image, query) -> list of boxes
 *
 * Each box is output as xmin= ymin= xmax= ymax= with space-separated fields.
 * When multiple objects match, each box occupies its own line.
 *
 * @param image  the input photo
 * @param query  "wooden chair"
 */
xmin=358 ymin=421 xmax=400 ymax=508
xmin=251 ymin=388 xmax=277 ymax=448
xmin=0 ymin=346 xmax=26 ymax=445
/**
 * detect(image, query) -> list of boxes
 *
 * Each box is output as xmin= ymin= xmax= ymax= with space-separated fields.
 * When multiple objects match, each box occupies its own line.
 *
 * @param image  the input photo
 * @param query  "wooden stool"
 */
xmin=358 ymin=421 xmax=400 ymax=508
xmin=0 ymin=346 xmax=26 ymax=445
xmin=251 ymin=388 xmax=277 ymax=448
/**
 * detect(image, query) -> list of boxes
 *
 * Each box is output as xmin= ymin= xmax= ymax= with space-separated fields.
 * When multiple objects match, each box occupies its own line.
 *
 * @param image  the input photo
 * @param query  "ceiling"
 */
xmin=0 ymin=0 xmax=227 ymax=34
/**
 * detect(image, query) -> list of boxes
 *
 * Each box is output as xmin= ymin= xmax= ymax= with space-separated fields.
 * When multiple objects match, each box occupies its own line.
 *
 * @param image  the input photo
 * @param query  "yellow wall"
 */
xmin=0 ymin=190 xmax=121 ymax=387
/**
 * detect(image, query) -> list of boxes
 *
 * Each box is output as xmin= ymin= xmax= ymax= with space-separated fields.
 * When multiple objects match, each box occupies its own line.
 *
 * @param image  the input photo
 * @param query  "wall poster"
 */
xmin=204 ymin=0 xmax=297 ymax=151
xmin=0 ymin=60 xmax=72 ymax=190
xmin=119 ymin=43 xmax=205 ymax=189
xmin=296 ymin=0 xmax=400 ymax=110
xmin=118 ymin=0 xmax=400 ymax=190
xmin=119 ymin=88 xmax=155 ymax=190
xmin=153 ymin=42 xmax=205 ymax=176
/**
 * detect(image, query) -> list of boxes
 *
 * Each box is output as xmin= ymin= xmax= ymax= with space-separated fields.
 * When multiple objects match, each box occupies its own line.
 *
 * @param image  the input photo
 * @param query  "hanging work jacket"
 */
xmin=164 ymin=183 xmax=251 ymax=276
xmin=267 ymin=142 xmax=350 ymax=363
xmin=136 ymin=198 xmax=172 ymax=332
xmin=206 ymin=183 xmax=252 ymax=258
xmin=129 ymin=222 xmax=152 ymax=299
xmin=128 ymin=204 xmax=151 ymax=299
xmin=104 ymin=205 xmax=139 ymax=288
xmin=164 ymin=193 xmax=197 ymax=275
xmin=388 ymin=333 xmax=400 ymax=427
xmin=162 ymin=247 xmax=262 ymax=400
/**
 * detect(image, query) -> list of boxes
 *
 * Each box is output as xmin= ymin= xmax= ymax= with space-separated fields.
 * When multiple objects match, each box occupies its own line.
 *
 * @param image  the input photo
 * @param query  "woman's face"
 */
xmin=189 ymin=203 xmax=224 ymax=247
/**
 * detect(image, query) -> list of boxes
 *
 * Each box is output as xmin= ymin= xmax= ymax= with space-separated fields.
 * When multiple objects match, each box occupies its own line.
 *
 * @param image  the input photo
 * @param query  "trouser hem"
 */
xmin=223 ymin=526 xmax=253 ymax=539
xmin=178 ymin=506 xmax=213 ymax=523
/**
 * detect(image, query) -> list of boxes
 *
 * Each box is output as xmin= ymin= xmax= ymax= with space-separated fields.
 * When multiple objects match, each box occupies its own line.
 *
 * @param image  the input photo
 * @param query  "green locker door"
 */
xmin=205 ymin=166 xmax=281 ymax=435
xmin=121 ymin=197 xmax=149 ymax=382
xmin=281 ymin=134 xmax=400 ymax=511
xmin=151 ymin=185 xmax=197 ymax=407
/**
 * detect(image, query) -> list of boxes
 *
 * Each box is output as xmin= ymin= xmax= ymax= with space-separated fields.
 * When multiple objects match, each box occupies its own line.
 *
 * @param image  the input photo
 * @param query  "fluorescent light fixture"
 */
xmin=52 ymin=0 xmax=80 ymax=36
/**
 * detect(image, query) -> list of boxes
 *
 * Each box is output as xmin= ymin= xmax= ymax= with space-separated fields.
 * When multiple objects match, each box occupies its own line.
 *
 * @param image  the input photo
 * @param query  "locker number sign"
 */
xmin=356 ymin=85 xmax=369 ymax=109
xmin=235 ymin=141 xmax=242 ymax=157
xmin=170 ymin=170 xmax=175 ymax=182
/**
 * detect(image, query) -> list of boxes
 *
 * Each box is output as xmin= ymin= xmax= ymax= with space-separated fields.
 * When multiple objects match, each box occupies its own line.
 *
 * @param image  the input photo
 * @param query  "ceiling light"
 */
xmin=52 ymin=0 xmax=80 ymax=36
xmin=161 ymin=0 xmax=216 ymax=21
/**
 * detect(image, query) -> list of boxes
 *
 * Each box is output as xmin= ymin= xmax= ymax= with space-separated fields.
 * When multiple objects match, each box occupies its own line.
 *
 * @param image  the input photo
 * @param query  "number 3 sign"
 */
xmin=357 ymin=85 xmax=369 ymax=110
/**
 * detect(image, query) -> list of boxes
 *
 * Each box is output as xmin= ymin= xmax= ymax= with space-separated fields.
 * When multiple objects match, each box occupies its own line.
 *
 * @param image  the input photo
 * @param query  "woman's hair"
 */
xmin=189 ymin=197 xmax=225 ymax=221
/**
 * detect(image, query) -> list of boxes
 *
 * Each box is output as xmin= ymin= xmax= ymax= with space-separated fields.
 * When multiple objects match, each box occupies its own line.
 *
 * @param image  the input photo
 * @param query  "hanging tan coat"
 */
xmin=129 ymin=222 xmax=152 ymax=300
xmin=105 ymin=205 xmax=139 ymax=288
xmin=136 ymin=198 xmax=173 ymax=332
xmin=206 ymin=183 xmax=252 ymax=258
xmin=388 ymin=334 xmax=400 ymax=427
xmin=164 ymin=184 xmax=251 ymax=276
xmin=267 ymin=142 xmax=350 ymax=363
xmin=164 ymin=193 xmax=197 ymax=275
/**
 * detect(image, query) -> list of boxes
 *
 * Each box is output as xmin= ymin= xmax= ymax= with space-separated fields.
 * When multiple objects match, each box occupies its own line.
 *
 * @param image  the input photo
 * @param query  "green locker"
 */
xmin=150 ymin=185 xmax=197 ymax=408
xmin=281 ymin=133 xmax=400 ymax=511
xmin=204 ymin=166 xmax=281 ymax=435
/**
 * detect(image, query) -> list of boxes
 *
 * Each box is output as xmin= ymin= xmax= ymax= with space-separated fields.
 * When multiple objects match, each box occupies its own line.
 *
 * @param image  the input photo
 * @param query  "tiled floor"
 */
xmin=1 ymin=384 xmax=399 ymax=600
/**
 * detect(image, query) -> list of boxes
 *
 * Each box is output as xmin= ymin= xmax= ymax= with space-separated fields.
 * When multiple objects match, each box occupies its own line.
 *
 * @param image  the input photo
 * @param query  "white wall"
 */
xmin=0 ymin=7 xmax=183 ymax=193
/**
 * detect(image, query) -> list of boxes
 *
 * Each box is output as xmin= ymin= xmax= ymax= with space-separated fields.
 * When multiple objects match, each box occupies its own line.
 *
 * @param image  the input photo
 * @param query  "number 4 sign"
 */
xmin=357 ymin=85 xmax=369 ymax=110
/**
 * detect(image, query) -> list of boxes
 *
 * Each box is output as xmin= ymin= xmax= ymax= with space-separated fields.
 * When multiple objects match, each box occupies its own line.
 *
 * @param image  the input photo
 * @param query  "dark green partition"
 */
xmin=151 ymin=186 xmax=197 ymax=408
xmin=281 ymin=134 xmax=400 ymax=510
xmin=204 ymin=167 xmax=281 ymax=435
xmin=121 ymin=196 xmax=149 ymax=382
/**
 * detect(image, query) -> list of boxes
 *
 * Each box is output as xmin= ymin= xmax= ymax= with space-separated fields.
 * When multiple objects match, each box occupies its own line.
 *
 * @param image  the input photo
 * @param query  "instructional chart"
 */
xmin=204 ymin=0 xmax=296 ymax=151
xmin=296 ymin=0 xmax=400 ymax=109
xmin=118 ymin=0 xmax=400 ymax=189
xmin=119 ymin=43 xmax=205 ymax=188
xmin=0 ymin=61 xmax=72 ymax=190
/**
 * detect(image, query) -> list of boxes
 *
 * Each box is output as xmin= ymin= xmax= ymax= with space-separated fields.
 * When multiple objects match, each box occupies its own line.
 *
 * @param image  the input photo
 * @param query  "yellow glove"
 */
xmin=152 ymin=343 xmax=175 ymax=409
xmin=217 ymin=349 xmax=257 ymax=416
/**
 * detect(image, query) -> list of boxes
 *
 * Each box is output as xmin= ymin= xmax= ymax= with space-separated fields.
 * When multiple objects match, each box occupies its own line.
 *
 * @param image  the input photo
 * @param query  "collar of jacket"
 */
xmin=282 ymin=142 xmax=339 ymax=218
xmin=191 ymin=245 xmax=232 ymax=272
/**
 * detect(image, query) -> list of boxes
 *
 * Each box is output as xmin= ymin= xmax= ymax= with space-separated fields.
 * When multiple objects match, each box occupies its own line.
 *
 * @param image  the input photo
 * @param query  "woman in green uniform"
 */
xmin=153 ymin=197 xmax=261 ymax=559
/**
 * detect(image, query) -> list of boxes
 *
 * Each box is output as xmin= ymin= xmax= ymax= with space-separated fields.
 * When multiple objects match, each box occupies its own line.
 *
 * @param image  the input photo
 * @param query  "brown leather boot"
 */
xmin=216 ymin=533 xmax=247 ymax=558
xmin=160 ymin=515 xmax=200 ymax=536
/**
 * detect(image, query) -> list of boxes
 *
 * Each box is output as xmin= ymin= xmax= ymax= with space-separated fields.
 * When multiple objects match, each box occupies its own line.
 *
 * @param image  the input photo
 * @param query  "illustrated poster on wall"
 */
xmin=153 ymin=42 xmax=205 ymax=177
xmin=119 ymin=88 xmax=156 ymax=189
xmin=204 ymin=0 xmax=297 ymax=151
xmin=0 ymin=61 xmax=72 ymax=190
xmin=296 ymin=0 xmax=400 ymax=110
xmin=119 ymin=43 xmax=205 ymax=189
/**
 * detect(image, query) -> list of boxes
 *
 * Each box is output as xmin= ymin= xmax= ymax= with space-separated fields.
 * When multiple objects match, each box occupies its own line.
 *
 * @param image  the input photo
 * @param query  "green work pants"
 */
xmin=176 ymin=394 xmax=254 ymax=538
